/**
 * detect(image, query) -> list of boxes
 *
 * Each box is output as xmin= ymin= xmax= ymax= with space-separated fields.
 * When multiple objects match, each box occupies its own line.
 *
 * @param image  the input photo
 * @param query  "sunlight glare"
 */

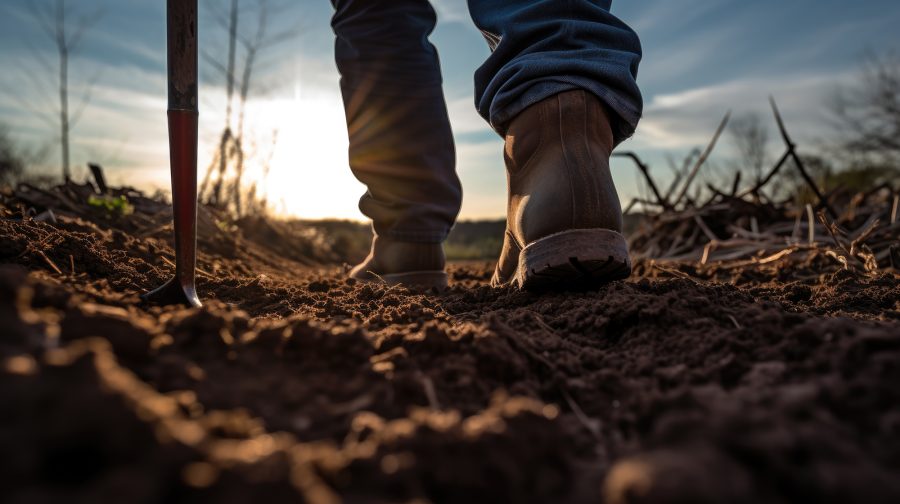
xmin=248 ymin=88 xmax=366 ymax=221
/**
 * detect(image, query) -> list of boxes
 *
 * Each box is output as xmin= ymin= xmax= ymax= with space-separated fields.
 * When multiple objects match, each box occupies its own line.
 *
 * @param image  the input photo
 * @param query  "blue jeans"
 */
xmin=331 ymin=0 xmax=642 ymax=243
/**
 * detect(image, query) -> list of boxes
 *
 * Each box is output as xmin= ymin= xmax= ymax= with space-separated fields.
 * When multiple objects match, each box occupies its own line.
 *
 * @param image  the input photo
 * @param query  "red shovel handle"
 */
xmin=167 ymin=109 xmax=199 ymax=302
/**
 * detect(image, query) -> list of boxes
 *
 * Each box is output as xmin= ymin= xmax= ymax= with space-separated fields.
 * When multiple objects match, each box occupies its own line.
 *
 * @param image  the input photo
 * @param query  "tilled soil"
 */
xmin=1 ymin=213 xmax=899 ymax=504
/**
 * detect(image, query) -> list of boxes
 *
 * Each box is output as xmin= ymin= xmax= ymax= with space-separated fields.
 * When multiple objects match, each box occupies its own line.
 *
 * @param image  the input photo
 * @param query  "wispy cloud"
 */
xmin=627 ymin=0 xmax=724 ymax=36
xmin=446 ymin=96 xmax=490 ymax=135
xmin=631 ymin=71 xmax=855 ymax=151
xmin=431 ymin=0 xmax=470 ymax=24
xmin=455 ymin=139 xmax=506 ymax=218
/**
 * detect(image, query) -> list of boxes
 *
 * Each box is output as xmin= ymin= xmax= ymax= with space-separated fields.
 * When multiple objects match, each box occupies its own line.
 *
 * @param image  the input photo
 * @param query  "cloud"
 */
xmin=431 ymin=0 xmax=470 ymax=24
xmin=631 ymin=71 xmax=856 ymax=151
xmin=626 ymin=0 xmax=725 ymax=35
xmin=455 ymin=139 xmax=506 ymax=218
xmin=446 ymin=96 xmax=490 ymax=135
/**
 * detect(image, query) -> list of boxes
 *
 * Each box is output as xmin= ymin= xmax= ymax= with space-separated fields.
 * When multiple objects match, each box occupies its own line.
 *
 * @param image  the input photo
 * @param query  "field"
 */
xmin=1 ymin=182 xmax=899 ymax=503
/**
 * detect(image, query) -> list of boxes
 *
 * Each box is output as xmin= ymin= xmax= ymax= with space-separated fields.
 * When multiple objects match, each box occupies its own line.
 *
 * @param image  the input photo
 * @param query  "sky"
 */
xmin=1 ymin=0 xmax=899 ymax=220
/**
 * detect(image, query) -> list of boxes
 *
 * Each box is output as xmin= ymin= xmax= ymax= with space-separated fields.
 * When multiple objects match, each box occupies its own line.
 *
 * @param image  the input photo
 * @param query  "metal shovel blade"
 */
xmin=142 ymin=0 xmax=201 ymax=308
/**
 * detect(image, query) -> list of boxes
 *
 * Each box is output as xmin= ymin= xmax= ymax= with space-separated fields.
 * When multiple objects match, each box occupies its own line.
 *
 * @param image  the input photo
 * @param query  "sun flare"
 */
xmin=245 ymin=88 xmax=366 ymax=221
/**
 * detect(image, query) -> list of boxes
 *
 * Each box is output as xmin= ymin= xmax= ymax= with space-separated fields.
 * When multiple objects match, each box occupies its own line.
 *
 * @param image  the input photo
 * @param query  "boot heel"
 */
xmin=516 ymin=229 xmax=631 ymax=290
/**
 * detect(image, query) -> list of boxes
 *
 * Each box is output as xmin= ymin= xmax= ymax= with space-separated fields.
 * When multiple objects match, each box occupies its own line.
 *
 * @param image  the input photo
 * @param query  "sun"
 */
xmin=247 ymin=88 xmax=367 ymax=221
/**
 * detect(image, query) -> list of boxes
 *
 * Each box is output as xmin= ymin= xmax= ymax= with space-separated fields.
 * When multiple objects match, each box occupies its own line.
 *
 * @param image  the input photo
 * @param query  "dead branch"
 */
xmin=613 ymin=151 xmax=670 ymax=210
xmin=672 ymin=111 xmax=731 ymax=208
xmin=769 ymin=96 xmax=838 ymax=219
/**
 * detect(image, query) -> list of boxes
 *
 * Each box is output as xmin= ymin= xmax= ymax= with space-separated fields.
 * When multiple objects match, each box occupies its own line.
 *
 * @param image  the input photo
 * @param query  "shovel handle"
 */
xmin=167 ymin=0 xmax=198 ymax=112
xmin=167 ymin=0 xmax=200 ymax=306
xmin=143 ymin=0 xmax=200 ymax=307
xmin=168 ymin=110 xmax=198 ymax=287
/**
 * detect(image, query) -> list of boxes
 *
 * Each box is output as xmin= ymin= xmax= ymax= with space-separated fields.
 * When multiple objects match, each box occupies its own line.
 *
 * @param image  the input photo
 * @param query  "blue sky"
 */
xmin=1 ymin=0 xmax=898 ymax=219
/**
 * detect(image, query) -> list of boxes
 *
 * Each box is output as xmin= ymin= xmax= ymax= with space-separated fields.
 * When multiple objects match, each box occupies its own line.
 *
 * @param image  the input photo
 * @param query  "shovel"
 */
xmin=143 ymin=0 xmax=201 ymax=308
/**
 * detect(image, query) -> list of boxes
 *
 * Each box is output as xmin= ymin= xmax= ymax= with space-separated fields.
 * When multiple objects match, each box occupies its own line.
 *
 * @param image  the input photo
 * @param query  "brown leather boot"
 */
xmin=349 ymin=235 xmax=448 ymax=290
xmin=491 ymin=89 xmax=631 ymax=290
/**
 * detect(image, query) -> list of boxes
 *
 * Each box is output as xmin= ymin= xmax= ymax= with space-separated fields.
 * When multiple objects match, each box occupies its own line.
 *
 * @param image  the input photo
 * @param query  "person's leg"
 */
xmin=467 ymin=1 xmax=643 ymax=289
xmin=331 ymin=0 xmax=462 ymax=289
xmin=332 ymin=0 xmax=462 ymax=242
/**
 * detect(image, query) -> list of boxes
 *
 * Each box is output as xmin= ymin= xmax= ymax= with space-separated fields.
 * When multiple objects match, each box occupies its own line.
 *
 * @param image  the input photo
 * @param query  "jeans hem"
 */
xmin=488 ymin=80 xmax=641 ymax=145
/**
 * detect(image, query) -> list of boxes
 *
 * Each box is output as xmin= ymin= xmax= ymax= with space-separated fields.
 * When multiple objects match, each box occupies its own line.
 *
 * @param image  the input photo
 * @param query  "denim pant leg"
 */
xmin=467 ymin=0 xmax=643 ymax=144
xmin=331 ymin=0 xmax=462 ymax=243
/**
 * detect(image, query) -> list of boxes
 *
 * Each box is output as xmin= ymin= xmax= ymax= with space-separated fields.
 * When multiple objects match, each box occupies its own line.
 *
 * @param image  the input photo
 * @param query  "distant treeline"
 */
xmin=301 ymin=214 xmax=646 ymax=263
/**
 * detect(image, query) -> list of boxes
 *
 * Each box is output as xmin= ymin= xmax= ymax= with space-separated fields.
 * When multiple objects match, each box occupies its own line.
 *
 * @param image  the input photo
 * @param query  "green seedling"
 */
xmin=88 ymin=195 xmax=135 ymax=216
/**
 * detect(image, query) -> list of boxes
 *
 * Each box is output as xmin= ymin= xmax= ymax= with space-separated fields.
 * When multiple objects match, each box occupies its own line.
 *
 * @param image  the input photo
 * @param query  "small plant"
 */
xmin=216 ymin=219 xmax=238 ymax=233
xmin=87 ymin=194 xmax=134 ymax=217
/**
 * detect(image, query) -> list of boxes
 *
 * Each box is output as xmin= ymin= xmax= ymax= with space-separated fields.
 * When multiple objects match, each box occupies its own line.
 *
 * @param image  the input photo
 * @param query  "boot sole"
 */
xmin=375 ymin=271 xmax=448 ymax=291
xmin=516 ymin=229 xmax=631 ymax=290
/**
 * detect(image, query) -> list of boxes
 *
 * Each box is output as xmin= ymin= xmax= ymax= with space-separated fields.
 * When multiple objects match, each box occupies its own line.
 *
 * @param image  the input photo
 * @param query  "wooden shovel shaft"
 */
xmin=167 ymin=0 xmax=198 ymax=112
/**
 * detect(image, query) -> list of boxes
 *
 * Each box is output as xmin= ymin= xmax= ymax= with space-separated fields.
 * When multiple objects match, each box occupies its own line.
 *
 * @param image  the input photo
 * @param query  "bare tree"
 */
xmin=0 ymin=123 xmax=51 ymax=187
xmin=199 ymin=0 xmax=239 ymax=210
xmin=0 ymin=125 xmax=26 ymax=186
xmin=727 ymin=112 xmax=770 ymax=185
xmin=199 ymin=0 xmax=297 ymax=217
xmin=27 ymin=0 xmax=102 ymax=183
xmin=831 ymin=51 xmax=900 ymax=166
